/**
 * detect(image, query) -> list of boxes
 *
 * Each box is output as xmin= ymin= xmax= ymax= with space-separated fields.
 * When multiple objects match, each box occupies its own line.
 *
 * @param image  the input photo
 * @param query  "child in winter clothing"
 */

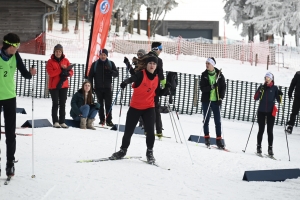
xmin=200 ymin=57 xmax=226 ymax=148
xmin=254 ymin=72 xmax=283 ymax=156
xmin=110 ymin=56 xmax=170 ymax=164
xmin=70 ymin=81 xmax=100 ymax=130
xmin=46 ymin=44 xmax=74 ymax=128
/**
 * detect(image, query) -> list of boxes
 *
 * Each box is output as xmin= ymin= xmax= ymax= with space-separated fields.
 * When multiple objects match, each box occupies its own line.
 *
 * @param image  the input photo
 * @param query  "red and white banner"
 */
xmin=85 ymin=0 xmax=114 ymax=78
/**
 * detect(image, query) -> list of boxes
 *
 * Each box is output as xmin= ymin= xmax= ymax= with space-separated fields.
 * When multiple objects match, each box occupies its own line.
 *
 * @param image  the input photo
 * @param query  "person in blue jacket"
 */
xmin=70 ymin=81 xmax=100 ymax=130
xmin=254 ymin=72 xmax=282 ymax=156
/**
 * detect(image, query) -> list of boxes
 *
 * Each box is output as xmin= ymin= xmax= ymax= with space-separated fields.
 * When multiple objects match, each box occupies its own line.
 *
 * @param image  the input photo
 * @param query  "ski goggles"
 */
xmin=152 ymin=45 xmax=163 ymax=51
xmin=4 ymin=40 xmax=20 ymax=49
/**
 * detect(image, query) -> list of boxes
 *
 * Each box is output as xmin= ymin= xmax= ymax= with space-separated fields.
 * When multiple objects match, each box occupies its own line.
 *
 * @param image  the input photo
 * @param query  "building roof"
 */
xmin=38 ymin=0 xmax=57 ymax=8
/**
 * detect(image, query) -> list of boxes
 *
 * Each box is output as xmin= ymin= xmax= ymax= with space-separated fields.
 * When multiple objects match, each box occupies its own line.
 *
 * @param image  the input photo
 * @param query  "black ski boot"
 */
xmin=110 ymin=148 xmax=127 ymax=160
xmin=256 ymin=144 xmax=262 ymax=154
xmin=146 ymin=149 xmax=155 ymax=164
xmin=216 ymin=138 xmax=224 ymax=149
xmin=204 ymin=136 xmax=210 ymax=147
xmin=268 ymin=146 xmax=274 ymax=156
xmin=6 ymin=160 xmax=15 ymax=177
xmin=286 ymin=125 xmax=293 ymax=134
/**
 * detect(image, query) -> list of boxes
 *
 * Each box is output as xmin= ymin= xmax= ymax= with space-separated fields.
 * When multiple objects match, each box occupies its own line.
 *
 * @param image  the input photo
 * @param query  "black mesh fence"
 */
xmin=17 ymin=59 xmax=298 ymax=127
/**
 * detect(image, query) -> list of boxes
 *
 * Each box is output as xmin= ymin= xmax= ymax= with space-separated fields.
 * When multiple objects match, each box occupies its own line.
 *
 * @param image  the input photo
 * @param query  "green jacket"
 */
xmin=70 ymin=89 xmax=100 ymax=118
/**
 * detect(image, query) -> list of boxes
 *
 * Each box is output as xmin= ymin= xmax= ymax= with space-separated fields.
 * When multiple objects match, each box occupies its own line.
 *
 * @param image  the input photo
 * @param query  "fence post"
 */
xmin=255 ymin=54 xmax=258 ymax=66
xmin=267 ymin=55 xmax=269 ymax=70
xmin=193 ymin=78 xmax=198 ymax=106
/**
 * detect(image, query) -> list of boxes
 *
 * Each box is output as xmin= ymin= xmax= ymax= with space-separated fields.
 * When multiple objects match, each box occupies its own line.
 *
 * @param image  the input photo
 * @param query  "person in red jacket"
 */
xmin=46 ymin=44 xmax=74 ymax=128
xmin=109 ymin=56 xmax=169 ymax=164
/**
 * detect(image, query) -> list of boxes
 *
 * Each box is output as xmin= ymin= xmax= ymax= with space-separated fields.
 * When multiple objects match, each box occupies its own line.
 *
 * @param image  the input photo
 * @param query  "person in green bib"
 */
xmin=0 ymin=33 xmax=36 ymax=177
xmin=200 ymin=57 xmax=226 ymax=149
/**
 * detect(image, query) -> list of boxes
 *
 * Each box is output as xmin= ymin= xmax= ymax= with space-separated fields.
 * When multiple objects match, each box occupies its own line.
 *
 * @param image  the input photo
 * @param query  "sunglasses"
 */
xmin=4 ymin=40 xmax=20 ymax=49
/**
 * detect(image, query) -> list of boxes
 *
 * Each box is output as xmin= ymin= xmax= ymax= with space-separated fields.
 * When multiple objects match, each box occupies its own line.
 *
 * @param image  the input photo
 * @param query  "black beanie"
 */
xmin=151 ymin=42 xmax=161 ymax=49
xmin=53 ymin=44 xmax=63 ymax=53
xmin=99 ymin=49 xmax=108 ymax=56
xmin=2 ymin=33 xmax=20 ymax=50
xmin=147 ymin=56 xmax=158 ymax=64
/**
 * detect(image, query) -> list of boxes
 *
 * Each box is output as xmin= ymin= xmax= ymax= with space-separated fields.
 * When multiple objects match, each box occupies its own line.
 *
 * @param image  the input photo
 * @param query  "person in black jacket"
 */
xmin=286 ymin=71 xmax=300 ymax=134
xmin=0 ymin=33 xmax=36 ymax=177
xmin=200 ymin=57 xmax=226 ymax=148
xmin=147 ymin=42 xmax=165 ymax=138
xmin=253 ymin=72 xmax=282 ymax=156
xmin=88 ymin=49 xmax=118 ymax=126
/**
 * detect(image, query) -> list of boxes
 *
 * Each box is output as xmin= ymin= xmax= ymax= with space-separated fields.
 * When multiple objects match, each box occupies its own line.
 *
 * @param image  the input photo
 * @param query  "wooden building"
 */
xmin=0 ymin=0 xmax=57 ymax=54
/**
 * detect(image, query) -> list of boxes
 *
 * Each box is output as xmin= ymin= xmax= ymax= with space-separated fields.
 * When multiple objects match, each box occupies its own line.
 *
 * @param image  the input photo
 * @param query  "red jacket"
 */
xmin=46 ymin=54 xmax=73 ymax=89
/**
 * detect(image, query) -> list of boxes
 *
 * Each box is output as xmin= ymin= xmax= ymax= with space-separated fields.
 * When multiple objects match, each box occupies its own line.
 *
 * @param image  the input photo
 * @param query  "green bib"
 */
xmin=0 ymin=55 xmax=17 ymax=100
xmin=208 ymin=73 xmax=217 ymax=101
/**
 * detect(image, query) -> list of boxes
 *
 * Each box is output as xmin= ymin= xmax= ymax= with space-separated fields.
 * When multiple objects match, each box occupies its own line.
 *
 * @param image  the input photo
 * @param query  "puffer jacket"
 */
xmin=70 ymin=89 xmax=100 ymax=119
xmin=46 ymin=54 xmax=73 ymax=89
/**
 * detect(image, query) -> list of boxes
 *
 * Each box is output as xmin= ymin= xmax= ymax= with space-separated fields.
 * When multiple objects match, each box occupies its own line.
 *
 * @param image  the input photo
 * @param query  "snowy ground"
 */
xmin=0 ymin=97 xmax=300 ymax=199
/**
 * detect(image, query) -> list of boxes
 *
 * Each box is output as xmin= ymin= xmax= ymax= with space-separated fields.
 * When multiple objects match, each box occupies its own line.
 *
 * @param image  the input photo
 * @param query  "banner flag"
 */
xmin=85 ymin=0 xmax=114 ymax=78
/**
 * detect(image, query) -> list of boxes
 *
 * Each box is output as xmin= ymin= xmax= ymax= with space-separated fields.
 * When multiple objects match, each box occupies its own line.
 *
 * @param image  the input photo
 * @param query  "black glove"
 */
xmin=211 ymin=83 xmax=218 ymax=90
xmin=123 ymin=57 xmax=129 ymax=64
xmin=218 ymin=99 xmax=222 ymax=106
xmin=120 ymin=82 xmax=127 ymax=89
xmin=260 ymin=84 xmax=266 ymax=93
xmin=165 ymin=82 xmax=172 ymax=90
xmin=278 ymin=90 xmax=283 ymax=96
xmin=60 ymin=69 xmax=70 ymax=77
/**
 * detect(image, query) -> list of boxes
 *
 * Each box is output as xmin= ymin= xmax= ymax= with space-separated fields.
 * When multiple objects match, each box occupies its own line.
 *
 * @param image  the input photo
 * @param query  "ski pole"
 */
xmin=242 ymin=110 xmax=257 ymax=153
xmin=167 ymin=105 xmax=178 ymax=143
xmin=197 ymin=101 xmax=212 ymax=143
xmin=168 ymin=104 xmax=182 ymax=143
xmin=31 ymin=65 xmax=36 ymax=178
xmin=281 ymin=102 xmax=291 ymax=161
xmin=114 ymin=89 xmax=124 ymax=152
xmin=102 ymin=88 xmax=122 ymax=125
xmin=171 ymin=103 xmax=193 ymax=164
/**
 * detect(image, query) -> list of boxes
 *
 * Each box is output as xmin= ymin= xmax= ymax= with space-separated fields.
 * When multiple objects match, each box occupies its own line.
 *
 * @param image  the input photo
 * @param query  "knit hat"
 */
xmin=137 ymin=49 xmax=146 ymax=56
xmin=2 ymin=33 xmax=20 ymax=50
xmin=99 ymin=49 xmax=108 ymax=56
xmin=265 ymin=72 xmax=273 ymax=80
xmin=151 ymin=42 xmax=162 ymax=51
xmin=147 ymin=56 xmax=158 ymax=64
xmin=53 ymin=44 xmax=63 ymax=53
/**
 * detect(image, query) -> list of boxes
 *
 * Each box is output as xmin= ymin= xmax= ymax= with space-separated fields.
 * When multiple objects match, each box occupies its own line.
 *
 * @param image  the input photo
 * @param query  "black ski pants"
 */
xmin=121 ymin=107 xmax=155 ymax=150
xmin=257 ymin=111 xmax=275 ymax=147
xmin=49 ymin=88 xmax=68 ymax=124
xmin=95 ymin=88 xmax=112 ymax=122
xmin=0 ymin=97 xmax=17 ymax=161
xmin=287 ymin=97 xmax=300 ymax=126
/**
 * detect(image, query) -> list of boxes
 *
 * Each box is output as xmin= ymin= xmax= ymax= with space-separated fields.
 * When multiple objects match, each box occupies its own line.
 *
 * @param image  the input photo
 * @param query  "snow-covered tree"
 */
xmin=143 ymin=0 xmax=178 ymax=37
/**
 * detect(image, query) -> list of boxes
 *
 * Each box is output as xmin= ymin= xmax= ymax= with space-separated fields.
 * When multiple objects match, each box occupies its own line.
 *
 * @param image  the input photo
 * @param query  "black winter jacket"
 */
xmin=88 ymin=59 xmax=118 ymax=89
xmin=288 ymin=71 xmax=300 ymax=99
xmin=200 ymin=68 xmax=226 ymax=103
xmin=254 ymin=83 xmax=281 ymax=113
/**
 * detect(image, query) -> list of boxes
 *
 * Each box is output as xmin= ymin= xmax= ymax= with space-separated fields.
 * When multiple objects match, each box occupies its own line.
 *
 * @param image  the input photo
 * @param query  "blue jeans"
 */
xmin=202 ymin=101 xmax=222 ymax=137
xmin=72 ymin=105 xmax=98 ymax=121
